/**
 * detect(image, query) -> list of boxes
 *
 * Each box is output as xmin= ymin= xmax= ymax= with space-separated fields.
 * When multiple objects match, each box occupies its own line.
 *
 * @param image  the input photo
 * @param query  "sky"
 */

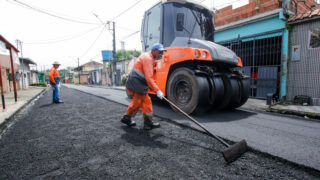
xmin=0 ymin=0 xmax=248 ymax=70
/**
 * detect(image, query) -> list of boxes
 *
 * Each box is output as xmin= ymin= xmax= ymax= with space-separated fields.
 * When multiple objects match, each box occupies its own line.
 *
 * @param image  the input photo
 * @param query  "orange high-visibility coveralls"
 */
xmin=126 ymin=52 xmax=159 ymax=117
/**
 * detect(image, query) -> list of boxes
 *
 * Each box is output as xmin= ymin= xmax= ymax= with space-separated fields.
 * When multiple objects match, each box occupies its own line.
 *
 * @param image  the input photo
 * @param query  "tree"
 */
xmin=116 ymin=49 xmax=141 ymax=60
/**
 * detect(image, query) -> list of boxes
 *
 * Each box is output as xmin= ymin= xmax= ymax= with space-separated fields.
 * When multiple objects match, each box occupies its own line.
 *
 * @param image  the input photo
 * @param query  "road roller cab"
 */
xmin=140 ymin=0 xmax=250 ymax=114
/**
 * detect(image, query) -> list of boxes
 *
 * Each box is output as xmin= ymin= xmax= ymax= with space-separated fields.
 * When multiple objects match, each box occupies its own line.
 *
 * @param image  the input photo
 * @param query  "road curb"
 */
xmin=0 ymin=87 xmax=47 ymax=135
xmin=267 ymin=107 xmax=320 ymax=120
xmin=241 ymin=106 xmax=320 ymax=121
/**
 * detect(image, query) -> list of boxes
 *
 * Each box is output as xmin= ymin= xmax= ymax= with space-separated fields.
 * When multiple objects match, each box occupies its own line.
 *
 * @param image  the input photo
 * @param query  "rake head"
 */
xmin=222 ymin=139 xmax=248 ymax=163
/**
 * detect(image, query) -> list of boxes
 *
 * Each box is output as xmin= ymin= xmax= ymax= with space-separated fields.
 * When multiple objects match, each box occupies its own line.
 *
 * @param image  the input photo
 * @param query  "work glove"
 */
xmin=156 ymin=90 xmax=164 ymax=100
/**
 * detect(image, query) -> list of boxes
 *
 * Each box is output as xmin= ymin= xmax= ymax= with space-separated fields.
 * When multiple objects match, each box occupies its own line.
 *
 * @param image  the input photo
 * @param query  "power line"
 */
xmin=80 ymin=24 xmax=107 ymax=59
xmin=121 ymin=30 xmax=140 ymax=40
xmin=110 ymin=0 xmax=144 ymax=21
xmin=200 ymin=0 xmax=244 ymax=8
xmin=87 ymin=53 xmax=101 ymax=61
xmin=7 ymin=0 xmax=100 ymax=25
xmin=24 ymin=25 xmax=103 ymax=44
xmin=215 ymin=0 xmax=243 ymax=8
xmin=117 ymin=26 xmax=140 ymax=32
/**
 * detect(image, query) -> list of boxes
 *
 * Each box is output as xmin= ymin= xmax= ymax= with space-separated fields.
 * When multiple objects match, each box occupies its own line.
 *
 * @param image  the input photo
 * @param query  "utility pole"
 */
xmin=121 ymin=41 xmax=125 ymax=60
xmin=78 ymin=58 xmax=80 ymax=84
xmin=93 ymin=14 xmax=110 ymax=86
xmin=112 ymin=21 xmax=117 ymax=86
xmin=16 ymin=39 xmax=25 ymax=89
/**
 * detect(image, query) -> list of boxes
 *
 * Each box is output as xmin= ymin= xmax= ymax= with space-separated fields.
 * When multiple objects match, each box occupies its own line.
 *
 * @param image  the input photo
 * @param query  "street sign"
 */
xmin=101 ymin=50 xmax=113 ymax=61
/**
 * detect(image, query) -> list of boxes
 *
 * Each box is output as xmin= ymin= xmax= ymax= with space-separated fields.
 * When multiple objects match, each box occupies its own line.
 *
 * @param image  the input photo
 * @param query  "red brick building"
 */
xmin=214 ymin=0 xmax=317 ymax=28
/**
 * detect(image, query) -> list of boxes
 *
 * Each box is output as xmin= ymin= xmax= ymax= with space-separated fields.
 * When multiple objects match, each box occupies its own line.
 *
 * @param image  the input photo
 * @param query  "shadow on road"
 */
xmin=39 ymin=103 xmax=55 ymax=108
xmin=120 ymin=126 xmax=221 ymax=153
xmin=196 ymin=109 xmax=257 ymax=123
xmin=120 ymin=126 xmax=168 ymax=149
xmin=152 ymin=99 xmax=257 ymax=123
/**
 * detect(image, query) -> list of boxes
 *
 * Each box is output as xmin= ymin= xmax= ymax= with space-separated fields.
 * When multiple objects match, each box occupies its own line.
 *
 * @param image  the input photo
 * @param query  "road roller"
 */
xmin=134 ymin=0 xmax=250 ymax=114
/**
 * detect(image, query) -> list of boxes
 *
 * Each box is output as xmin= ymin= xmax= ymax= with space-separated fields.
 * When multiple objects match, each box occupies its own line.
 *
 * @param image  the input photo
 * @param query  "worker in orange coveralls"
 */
xmin=121 ymin=43 xmax=166 ymax=130
xmin=49 ymin=61 xmax=63 ymax=104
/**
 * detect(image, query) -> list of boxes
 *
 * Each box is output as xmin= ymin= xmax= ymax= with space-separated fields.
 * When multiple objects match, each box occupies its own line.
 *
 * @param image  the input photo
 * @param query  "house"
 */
xmin=115 ymin=59 xmax=132 ymax=85
xmin=65 ymin=67 xmax=74 ymax=83
xmin=0 ymin=35 xmax=19 ymax=93
xmin=73 ymin=60 xmax=103 ymax=84
xmin=214 ymin=0 xmax=317 ymax=100
xmin=19 ymin=57 xmax=37 ymax=88
xmin=287 ymin=8 xmax=320 ymax=105
xmin=30 ymin=70 xmax=45 ymax=84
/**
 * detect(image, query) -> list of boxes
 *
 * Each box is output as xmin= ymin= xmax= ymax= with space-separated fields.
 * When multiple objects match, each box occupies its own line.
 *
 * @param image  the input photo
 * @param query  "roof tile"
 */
xmin=288 ymin=7 xmax=320 ymax=22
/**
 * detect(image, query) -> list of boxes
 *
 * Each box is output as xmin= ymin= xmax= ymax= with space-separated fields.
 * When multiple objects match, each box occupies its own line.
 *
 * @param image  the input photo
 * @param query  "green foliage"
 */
xmin=286 ymin=24 xmax=293 ymax=32
xmin=121 ymin=74 xmax=128 ymax=86
xmin=116 ymin=49 xmax=141 ymax=61
xmin=30 ymin=83 xmax=47 ymax=87
xmin=58 ymin=69 xmax=68 ymax=76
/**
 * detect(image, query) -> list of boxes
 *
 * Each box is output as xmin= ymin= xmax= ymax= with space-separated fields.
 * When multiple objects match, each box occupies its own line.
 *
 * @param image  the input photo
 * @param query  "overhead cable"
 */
xmin=215 ymin=0 xmax=243 ymax=8
xmin=24 ymin=25 xmax=103 ymax=44
xmin=80 ymin=24 xmax=107 ymax=59
xmin=7 ymin=0 xmax=100 ymax=25
xmin=121 ymin=30 xmax=140 ymax=40
xmin=110 ymin=0 xmax=144 ymax=21
xmin=199 ymin=0 xmax=243 ymax=8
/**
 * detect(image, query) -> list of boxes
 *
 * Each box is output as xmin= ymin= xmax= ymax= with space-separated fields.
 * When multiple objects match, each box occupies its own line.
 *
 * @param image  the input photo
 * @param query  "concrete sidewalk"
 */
xmin=0 ymin=86 xmax=46 ymax=127
xmin=241 ymin=98 xmax=320 ymax=119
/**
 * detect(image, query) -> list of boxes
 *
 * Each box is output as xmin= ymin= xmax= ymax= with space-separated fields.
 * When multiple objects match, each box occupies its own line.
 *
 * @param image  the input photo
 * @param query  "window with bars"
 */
xmin=309 ymin=28 xmax=320 ymax=49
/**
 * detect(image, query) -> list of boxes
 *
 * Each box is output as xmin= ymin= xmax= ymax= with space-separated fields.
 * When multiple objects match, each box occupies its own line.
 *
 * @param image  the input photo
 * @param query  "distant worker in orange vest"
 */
xmin=121 ymin=43 xmax=166 ymax=130
xmin=49 ymin=61 xmax=63 ymax=104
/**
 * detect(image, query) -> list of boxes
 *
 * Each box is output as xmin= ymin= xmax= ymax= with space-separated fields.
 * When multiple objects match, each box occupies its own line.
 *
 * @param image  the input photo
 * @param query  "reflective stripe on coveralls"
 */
xmin=133 ymin=52 xmax=159 ymax=92
xmin=126 ymin=52 xmax=159 ymax=117
xmin=126 ymin=89 xmax=153 ymax=116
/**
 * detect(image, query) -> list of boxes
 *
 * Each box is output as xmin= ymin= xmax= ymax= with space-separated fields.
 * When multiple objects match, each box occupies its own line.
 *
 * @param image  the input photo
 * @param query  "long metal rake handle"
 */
xmin=163 ymin=97 xmax=230 ymax=147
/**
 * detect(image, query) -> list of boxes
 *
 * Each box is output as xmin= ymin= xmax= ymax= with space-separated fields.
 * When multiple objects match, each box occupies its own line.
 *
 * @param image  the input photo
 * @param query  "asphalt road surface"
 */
xmin=63 ymin=84 xmax=320 ymax=171
xmin=0 ymin=86 xmax=319 ymax=179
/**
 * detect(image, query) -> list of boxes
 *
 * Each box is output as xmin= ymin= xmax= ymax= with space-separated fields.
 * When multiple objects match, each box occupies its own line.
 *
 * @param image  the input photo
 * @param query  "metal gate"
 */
xmin=221 ymin=33 xmax=282 ymax=99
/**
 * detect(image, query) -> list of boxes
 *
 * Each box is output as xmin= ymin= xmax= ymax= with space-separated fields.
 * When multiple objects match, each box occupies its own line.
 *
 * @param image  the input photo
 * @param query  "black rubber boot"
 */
xmin=121 ymin=115 xmax=136 ymax=127
xmin=143 ymin=115 xmax=160 ymax=130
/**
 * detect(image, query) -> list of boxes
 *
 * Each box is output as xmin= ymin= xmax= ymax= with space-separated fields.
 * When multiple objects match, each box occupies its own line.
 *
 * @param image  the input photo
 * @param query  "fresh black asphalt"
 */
xmin=64 ymin=84 xmax=320 ymax=171
xmin=0 ymin=86 xmax=319 ymax=179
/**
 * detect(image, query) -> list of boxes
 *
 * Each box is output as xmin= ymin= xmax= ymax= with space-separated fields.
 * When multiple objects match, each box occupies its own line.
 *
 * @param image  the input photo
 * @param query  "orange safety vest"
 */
xmin=126 ymin=52 xmax=159 ymax=94
xmin=133 ymin=52 xmax=159 ymax=91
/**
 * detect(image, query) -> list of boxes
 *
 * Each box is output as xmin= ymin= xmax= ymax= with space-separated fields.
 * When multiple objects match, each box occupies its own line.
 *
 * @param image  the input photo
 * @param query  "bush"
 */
xmin=121 ymin=74 xmax=128 ymax=86
xmin=30 ymin=83 xmax=47 ymax=87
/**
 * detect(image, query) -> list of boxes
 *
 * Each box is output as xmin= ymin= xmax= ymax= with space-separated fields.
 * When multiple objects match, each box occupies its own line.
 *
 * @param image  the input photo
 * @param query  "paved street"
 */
xmin=0 ymin=86 xmax=319 ymax=179
xmin=64 ymin=84 xmax=320 ymax=171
